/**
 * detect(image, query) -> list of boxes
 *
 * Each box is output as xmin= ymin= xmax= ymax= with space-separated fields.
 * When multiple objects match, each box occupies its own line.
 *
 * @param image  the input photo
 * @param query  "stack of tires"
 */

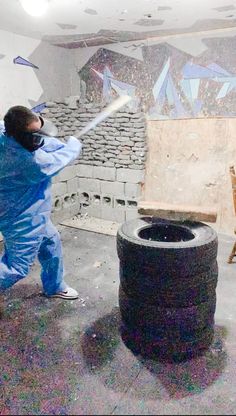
xmin=117 ymin=217 xmax=218 ymax=362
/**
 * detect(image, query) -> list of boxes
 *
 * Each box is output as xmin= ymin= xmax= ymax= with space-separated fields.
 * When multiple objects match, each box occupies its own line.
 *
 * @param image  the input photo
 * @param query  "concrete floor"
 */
xmin=0 ymin=225 xmax=236 ymax=415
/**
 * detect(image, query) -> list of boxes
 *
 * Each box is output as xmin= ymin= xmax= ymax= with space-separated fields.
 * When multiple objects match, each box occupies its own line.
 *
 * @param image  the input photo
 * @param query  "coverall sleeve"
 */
xmin=0 ymin=120 xmax=5 ymax=134
xmin=23 ymin=136 xmax=82 ymax=184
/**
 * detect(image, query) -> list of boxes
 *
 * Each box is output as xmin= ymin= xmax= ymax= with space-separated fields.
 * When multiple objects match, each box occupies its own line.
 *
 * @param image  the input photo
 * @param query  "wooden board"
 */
xmin=230 ymin=167 xmax=236 ymax=215
xmin=138 ymin=201 xmax=218 ymax=223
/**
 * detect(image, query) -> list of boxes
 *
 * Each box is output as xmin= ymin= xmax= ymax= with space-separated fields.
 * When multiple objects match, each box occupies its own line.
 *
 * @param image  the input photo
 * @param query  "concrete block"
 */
xmin=125 ymin=209 xmax=140 ymax=221
xmin=52 ymin=208 xmax=74 ymax=224
xmin=62 ymin=193 xmax=79 ymax=209
xmin=58 ymin=165 xmax=77 ymax=182
xmin=114 ymin=198 xmax=126 ymax=208
xmin=51 ymin=210 xmax=66 ymax=224
xmin=129 ymin=164 xmax=144 ymax=170
xmin=101 ymin=180 xmax=125 ymax=196
xmin=78 ymin=191 xmax=91 ymax=205
xmin=69 ymin=203 xmax=81 ymax=218
xmin=67 ymin=177 xmax=79 ymax=194
xmin=52 ymin=202 xmax=80 ymax=224
xmin=64 ymin=95 xmax=80 ymax=109
xmin=81 ymin=205 xmax=101 ymax=218
xmin=101 ymin=206 xmax=125 ymax=223
xmin=70 ymin=192 xmax=79 ymax=205
xmin=52 ymin=182 xmax=67 ymax=198
xmin=52 ymin=196 xmax=63 ymax=212
xmin=126 ymin=199 xmax=138 ymax=209
xmin=101 ymin=195 xmax=114 ymax=207
xmin=78 ymin=178 xmax=101 ymax=193
xmin=46 ymin=102 xmax=57 ymax=108
xmin=52 ymin=175 xmax=61 ymax=184
xmin=125 ymin=183 xmax=142 ymax=198
xmin=76 ymin=164 xmax=94 ymax=178
xmin=93 ymin=166 xmax=116 ymax=181
xmin=91 ymin=193 xmax=102 ymax=205
xmin=116 ymin=168 xmax=145 ymax=184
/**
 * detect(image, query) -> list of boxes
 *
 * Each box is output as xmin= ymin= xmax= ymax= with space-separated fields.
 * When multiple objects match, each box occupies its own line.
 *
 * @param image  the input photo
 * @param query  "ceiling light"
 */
xmin=19 ymin=0 xmax=49 ymax=17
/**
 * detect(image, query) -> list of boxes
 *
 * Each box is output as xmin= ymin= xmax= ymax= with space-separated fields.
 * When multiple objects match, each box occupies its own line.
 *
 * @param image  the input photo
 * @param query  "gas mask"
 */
xmin=13 ymin=117 xmax=59 ymax=152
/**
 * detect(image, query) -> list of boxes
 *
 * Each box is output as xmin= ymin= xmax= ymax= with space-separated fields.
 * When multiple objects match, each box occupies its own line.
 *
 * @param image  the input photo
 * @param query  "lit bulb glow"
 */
xmin=20 ymin=0 xmax=49 ymax=17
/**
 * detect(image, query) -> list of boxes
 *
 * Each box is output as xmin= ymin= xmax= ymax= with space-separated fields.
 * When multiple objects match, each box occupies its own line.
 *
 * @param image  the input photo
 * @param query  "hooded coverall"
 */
xmin=0 ymin=122 xmax=82 ymax=295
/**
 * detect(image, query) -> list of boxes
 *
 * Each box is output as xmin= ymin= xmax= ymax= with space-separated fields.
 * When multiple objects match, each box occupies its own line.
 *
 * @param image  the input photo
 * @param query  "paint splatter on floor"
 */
xmin=0 ymin=227 xmax=235 ymax=415
xmin=0 ymin=284 xmax=84 ymax=415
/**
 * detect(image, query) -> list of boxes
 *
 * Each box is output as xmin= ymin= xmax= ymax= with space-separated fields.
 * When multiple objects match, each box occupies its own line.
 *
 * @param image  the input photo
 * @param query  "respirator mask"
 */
xmin=14 ymin=117 xmax=59 ymax=152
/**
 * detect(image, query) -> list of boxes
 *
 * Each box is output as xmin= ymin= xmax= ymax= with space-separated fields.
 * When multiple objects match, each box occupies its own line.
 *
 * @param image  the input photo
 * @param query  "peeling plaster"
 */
xmin=214 ymin=5 xmax=235 ymax=12
xmin=158 ymin=6 xmax=172 ymax=11
xmin=105 ymin=41 xmax=144 ymax=61
xmin=2 ymin=1 xmax=236 ymax=44
xmin=84 ymin=8 xmax=98 ymax=15
xmin=46 ymin=18 xmax=236 ymax=49
xmin=73 ymin=46 xmax=101 ymax=71
xmin=166 ymin=38 xmax=208 ymax=57
xmin=57 ymin=23 xmax=78 ymax=30
xmin=134 ymin=19 xmax=164 ymax=27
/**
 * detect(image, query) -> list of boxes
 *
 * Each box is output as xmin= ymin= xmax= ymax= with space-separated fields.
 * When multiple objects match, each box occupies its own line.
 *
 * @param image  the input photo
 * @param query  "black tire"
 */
xmin=119 ymin=261 xmax=218 ymax=308
xmin=119 ymin=285 xmax=216 ymax=336
xmin=120 ymin=322 xmax=214 ymax=362
xmin=117 ymin=217 xmax=218 ymax=280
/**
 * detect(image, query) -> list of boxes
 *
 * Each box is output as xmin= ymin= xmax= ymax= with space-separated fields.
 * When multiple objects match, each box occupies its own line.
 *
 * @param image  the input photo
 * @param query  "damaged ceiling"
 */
xmin=0 ymin=0 xmax=236 ymax=47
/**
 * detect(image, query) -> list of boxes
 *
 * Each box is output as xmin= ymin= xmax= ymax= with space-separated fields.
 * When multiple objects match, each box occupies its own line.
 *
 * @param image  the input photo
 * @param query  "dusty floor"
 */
xmin=0 ymin=225 xmax=236 ymax=415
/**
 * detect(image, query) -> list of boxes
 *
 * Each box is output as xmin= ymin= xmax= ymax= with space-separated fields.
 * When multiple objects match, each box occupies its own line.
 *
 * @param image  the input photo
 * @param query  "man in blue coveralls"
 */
xmin=0 ymin=105 xmax=83 ymax=316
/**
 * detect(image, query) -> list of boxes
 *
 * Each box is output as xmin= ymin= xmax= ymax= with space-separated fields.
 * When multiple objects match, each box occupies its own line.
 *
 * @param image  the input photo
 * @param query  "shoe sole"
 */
xmin=45 ymin=294 xmax=79 ymax=300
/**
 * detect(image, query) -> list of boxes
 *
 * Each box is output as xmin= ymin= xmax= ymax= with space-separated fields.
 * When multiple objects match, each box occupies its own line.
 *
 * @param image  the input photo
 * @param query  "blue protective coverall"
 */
xmin=0 ymin=121 xmax=82 ymax=295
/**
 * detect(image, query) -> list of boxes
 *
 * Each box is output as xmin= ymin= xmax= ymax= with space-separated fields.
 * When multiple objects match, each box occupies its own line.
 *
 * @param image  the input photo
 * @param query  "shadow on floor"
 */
xmin=81 ymin=308 xmax=228 ymax=400
xmin=80 ymin=307 xmax=121 ymax=370
xmin=1 ymin=285 xmax=229 ymax=414
xmin=135 ymin=325 xmax=228 ymax=399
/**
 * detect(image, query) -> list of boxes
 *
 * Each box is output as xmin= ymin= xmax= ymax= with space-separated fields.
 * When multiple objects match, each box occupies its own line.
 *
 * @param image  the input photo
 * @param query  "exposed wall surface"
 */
xmin=70 ymin=31 xmax=236 ymax=233
xmin=145 ymin=118 xmax=236 ymax=235
xmin=2 ymin=26 xmax=236 ymax=233
xmin=42 ymin=101 xmax=147 ymax=223
xmin=0 ymin=29 xmax=79 ymax=117
xmin=73 ymin=28 xmax=236 ymax=120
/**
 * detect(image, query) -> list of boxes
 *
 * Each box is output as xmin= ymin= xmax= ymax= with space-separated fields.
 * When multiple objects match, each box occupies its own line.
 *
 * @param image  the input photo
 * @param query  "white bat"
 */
xmin=76 ymin=95 xmax=132 ymax=139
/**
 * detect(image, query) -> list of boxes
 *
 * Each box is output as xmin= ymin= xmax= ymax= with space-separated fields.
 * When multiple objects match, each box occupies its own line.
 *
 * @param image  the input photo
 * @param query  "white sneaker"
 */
xmin=47 ymin=287 xmax=79 ymax=300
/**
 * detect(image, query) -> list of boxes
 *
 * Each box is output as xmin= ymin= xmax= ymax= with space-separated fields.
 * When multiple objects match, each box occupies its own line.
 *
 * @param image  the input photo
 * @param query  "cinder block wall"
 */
xmin=41 ymin=100 xmax=147 ymax=223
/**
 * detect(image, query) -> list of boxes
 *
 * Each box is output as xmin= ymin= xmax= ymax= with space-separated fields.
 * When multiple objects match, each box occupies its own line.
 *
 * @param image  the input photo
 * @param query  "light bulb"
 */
xmin=20 ymin=0 xmax=49 ymax=17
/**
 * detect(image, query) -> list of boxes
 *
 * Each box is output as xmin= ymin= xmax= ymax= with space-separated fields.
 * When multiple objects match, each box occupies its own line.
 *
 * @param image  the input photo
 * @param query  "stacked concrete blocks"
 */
xmin=51 ymin=165 xmax=80 ymax=224
xmin=43 ymin=99 xmax=147 ymax=224
xmin=77 ymin=165 xmax=144 ymax=223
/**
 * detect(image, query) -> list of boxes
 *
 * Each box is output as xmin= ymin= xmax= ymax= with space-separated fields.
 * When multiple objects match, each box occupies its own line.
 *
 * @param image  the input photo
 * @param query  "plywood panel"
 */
xmin=144 ymin=118 xmax=236 ymax=234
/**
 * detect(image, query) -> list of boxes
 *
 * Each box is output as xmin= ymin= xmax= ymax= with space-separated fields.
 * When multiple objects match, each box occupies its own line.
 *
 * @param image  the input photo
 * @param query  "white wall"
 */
xmin=0 ymin=29 xmax=80 ymax=117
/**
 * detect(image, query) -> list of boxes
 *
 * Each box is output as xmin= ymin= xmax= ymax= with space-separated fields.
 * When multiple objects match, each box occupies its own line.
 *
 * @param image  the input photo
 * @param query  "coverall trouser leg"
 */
xmin=0 ymin=219 xmax=66 ymax=295
xmin=38 ymin=225 xmax=66 ymax=296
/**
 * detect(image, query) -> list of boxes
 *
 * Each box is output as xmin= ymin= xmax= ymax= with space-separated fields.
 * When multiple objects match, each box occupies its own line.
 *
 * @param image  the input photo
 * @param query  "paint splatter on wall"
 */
xmin=78 ymin=36 xmax=236 ymax=119
xmin=13 ymin=56 xmax=39 ymax=69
